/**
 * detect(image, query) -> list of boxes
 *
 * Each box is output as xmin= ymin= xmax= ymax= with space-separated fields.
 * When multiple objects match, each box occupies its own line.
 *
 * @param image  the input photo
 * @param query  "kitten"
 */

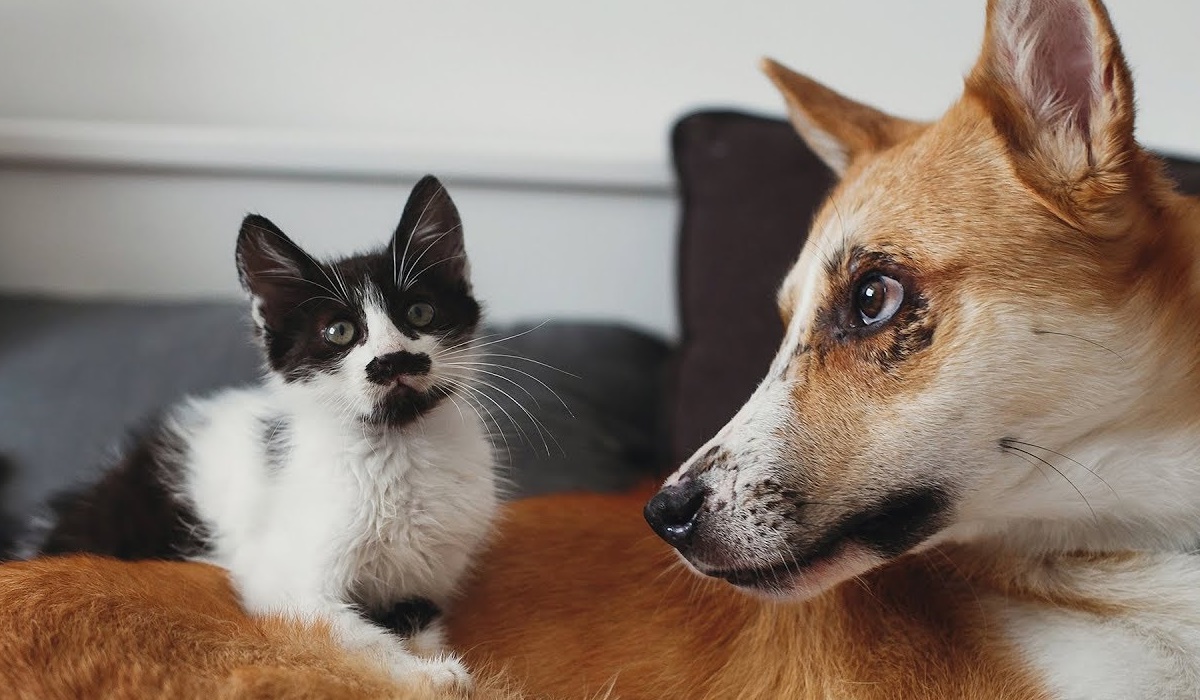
xmin=26 ymin=175 xmax=497 ymax=689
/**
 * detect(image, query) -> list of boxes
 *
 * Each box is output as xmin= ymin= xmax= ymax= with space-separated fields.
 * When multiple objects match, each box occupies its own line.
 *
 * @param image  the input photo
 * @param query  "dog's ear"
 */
xmin=966 ymin=0 xmax=1138 ymax=229
xmin=762 ymin=58 xmax=922 ymax=177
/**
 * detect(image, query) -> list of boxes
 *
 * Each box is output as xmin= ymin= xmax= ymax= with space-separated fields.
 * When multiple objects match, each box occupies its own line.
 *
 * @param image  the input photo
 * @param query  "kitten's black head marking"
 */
xmin=366 ymin=351 xmax=432 ymax=385
xmin=392 ymin=175 xmax=470 ymax=289
xmin=236 ymin=176 xmax=481 ymax=426
xmin=235 ymin=213 xmax=358 ymax=379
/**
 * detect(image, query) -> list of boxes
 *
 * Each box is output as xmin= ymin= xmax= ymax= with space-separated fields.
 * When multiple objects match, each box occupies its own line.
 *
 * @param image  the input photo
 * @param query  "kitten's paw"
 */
xmin=370 ymin=642 xmax=471 ymax=692
xmin=405 ymin=655 xmax=472 ymax=693
xmin=406 ymin=618 xmax=449 ymax=658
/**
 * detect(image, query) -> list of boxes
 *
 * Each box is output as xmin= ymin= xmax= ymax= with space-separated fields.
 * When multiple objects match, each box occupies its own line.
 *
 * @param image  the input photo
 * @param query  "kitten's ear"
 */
xmin=392 ymin=176 xmax=470 ymax=288
xmin=236 ymin=215 xmax=320 ymax=326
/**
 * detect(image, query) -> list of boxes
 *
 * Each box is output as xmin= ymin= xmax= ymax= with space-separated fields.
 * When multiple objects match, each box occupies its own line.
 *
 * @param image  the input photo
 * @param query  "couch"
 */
xmin=3 ymin=111 xmax=1199 ymax=535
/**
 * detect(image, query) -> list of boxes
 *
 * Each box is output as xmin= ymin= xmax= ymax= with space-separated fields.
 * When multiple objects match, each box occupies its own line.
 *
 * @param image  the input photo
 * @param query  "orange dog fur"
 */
xmin=0 ymin=555 xmax=525 ymax=700
xmin=448 ymin=489 xmax=1061 ymax=700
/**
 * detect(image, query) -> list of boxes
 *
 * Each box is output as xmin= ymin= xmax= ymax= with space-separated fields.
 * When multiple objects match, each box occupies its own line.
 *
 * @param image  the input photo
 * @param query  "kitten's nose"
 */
xmin=366 ymin=351 xmax=431 ymax=385
xmin=644 ymin=480 xmax=708 ymax=548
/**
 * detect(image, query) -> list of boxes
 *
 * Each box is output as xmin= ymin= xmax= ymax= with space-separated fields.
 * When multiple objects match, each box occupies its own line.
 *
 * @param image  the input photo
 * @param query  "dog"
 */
xmin=0 ymin=554 xmax=528 ymax=700
xmin=454 ymin=0 xmax=1200 ymax=697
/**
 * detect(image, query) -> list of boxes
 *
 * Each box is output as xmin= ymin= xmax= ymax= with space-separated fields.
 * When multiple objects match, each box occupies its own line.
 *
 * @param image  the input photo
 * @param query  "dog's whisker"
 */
xmin=1003 ymin=439 xmax=1118 ymax=498
xmin=1001 ymin=442 xmax=1098 ymax=521
xmin=1032 ymin=329 xmax=1126 ymax=362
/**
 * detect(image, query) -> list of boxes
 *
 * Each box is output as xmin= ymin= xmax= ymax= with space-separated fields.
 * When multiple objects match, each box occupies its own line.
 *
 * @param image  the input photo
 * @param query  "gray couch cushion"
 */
xmin=0 ymin=297 xmax=669 ymax=519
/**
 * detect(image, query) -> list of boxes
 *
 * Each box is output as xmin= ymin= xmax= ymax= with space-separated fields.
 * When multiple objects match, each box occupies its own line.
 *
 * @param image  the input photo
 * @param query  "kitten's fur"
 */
xmin=27 ymin=176 xmax=497 ymax=689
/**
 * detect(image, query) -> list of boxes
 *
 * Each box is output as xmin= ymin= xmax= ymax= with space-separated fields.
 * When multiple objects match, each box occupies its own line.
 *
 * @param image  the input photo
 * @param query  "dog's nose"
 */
xmin=366 ymin=351 xmax=431 ymax=385
xmin=644 ymin=480 xmax=708 ymax=547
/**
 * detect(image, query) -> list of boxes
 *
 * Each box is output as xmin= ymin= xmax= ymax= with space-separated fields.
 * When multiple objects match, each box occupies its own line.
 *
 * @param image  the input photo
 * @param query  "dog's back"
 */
xmin=450 ymin=492 xmax=1200 ymax=700
xmin=0 ymin=555 xmax=524 ymax=699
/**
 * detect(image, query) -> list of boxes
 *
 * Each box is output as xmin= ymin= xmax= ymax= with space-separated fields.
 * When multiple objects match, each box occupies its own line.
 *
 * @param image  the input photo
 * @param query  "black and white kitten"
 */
xmin=30 ymin=176 xmax=496 ymax=689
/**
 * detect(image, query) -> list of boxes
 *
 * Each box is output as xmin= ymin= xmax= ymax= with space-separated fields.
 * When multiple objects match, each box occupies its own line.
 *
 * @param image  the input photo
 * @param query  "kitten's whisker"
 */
xmin=444 ymin=392 xmax=467 ymax=424
xmin=245 ymin=223 xmax=349 ymax=304
xmin=328 ymin=264 xmax=353 ymax=305
xmin=391 ymin=234 xmax=400 ymax=288
xmin=435 ymin=330 xmax=511 ymax=356
xmin=443 ymin=371 xmax=561 ymax=457
xmin=446 ymin=379 xmax=526 ymax=455
xmin=446 ymin=366 xmax=544 ymax=410
xmin=401 ymin=226 xmax=462 ymax=289
xmin=442 ymin=373 xmax=539 ymax=452
xmin=286 ymin=295 xmax=350 ymax=314
xmin=458 ymin=352 xmax=580 ymax=379
xmin=403 ymin=252 xmax=467 ymax=291
xmin=437 ymin=336 xmax=487 ymax=356
xmin=257 ymin=272 xmax=347 ymax=306
xmin=444 ymin=389 xmax=509 ymax=462
xmin=435 ymin=322 xmax=551 ymax=357
xmin=441 ymin=361 xmax=574 ymax=416
xmin=397 ymin=184 xmax=442 ymax=288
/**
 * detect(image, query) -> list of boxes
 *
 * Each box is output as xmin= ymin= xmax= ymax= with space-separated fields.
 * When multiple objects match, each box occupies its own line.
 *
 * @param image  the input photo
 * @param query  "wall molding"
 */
xmin=0 ymin=118 xmax=675 ymax=193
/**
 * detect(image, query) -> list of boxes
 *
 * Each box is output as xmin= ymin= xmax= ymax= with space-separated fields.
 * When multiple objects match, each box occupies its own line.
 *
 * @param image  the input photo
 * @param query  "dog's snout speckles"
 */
xmin=689 ymin=445 xmax=730 ymax=476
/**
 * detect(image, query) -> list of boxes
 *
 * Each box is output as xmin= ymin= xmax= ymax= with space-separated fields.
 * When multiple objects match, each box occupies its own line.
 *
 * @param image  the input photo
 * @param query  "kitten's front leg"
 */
xmin=373 ymin=597 xmax=450 ymax=659
xmin=246 ymin=592 xmax=470 ymax=691
xmin=325 ymin=606 xmax=471 ymax=691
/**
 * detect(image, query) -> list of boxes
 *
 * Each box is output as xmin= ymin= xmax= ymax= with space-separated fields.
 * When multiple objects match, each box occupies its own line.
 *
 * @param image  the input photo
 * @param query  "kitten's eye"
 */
xmin=854 ymin=274 xmax=904 ymax=326
xmin=406 ymin=302 xmax=436 ymax=328
xmin=322 ymin=320 xmax=358 ymax=346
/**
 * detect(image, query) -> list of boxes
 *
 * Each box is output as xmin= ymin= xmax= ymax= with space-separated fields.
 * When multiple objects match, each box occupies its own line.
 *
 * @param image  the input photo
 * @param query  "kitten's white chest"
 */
xmin=185 ymin=393 xmax=496 ymax=613
xmin=330 ymin=409 xmax=497 ymax=608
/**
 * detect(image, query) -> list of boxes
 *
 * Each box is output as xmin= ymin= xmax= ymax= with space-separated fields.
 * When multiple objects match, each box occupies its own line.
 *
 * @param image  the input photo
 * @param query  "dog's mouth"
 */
xmin=696 ymin=542 xmax=876 ymax=599
xmin=707 ymin=561 xmax=804 ymax=590
xmin=688 ymin=485 xmax=953 ymax=599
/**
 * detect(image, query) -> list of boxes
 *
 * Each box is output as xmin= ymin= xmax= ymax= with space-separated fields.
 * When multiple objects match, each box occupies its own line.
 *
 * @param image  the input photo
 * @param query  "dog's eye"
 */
xmin=406 ymin=302 xmax=436 ymax=328
xmin=322 ymin=320 xmax=358 ymax=346
xmin=854 ymin=275 xmax=904 ymax=326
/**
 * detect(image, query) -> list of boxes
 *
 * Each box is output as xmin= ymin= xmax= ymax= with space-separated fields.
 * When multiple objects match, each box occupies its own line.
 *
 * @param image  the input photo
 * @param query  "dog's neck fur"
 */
xmin=946 ymin=178 xmax=1200 ymax=556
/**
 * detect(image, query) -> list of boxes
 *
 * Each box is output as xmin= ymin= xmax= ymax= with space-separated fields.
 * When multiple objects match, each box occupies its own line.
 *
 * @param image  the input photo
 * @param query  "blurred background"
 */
xmin=1 ymin=0 xmax=1199 ymax=526
xmin=2 ymin=0 xmax=1198 ymax=339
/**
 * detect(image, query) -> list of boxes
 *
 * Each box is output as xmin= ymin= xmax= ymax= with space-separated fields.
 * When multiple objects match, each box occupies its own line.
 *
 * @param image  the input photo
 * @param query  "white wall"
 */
xmin=1 ymin=0 xmax=1198 ymax=337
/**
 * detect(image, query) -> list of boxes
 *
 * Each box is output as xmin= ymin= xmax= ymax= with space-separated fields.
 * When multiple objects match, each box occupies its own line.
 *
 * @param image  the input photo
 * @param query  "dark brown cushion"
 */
xmin=667 ymin=111 xmax=834 ymax=467
xmin=667 ymin=109 xmax=1200 ymax=469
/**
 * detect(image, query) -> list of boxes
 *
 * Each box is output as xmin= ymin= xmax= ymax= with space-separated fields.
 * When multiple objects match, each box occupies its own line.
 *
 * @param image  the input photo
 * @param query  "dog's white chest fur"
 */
xmin=174 ymin=385 xmax=496 ymax=613
xmin=1001 ymin=552 xmax=1200 ymax=700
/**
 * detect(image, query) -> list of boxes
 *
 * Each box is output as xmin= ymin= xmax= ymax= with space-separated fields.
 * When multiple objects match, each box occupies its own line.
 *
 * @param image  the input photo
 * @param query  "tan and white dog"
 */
xmin=638 ymin=0 xmax=1200 ymax=696
xmin=453 ymin=3 xmax=1200 ymax=697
